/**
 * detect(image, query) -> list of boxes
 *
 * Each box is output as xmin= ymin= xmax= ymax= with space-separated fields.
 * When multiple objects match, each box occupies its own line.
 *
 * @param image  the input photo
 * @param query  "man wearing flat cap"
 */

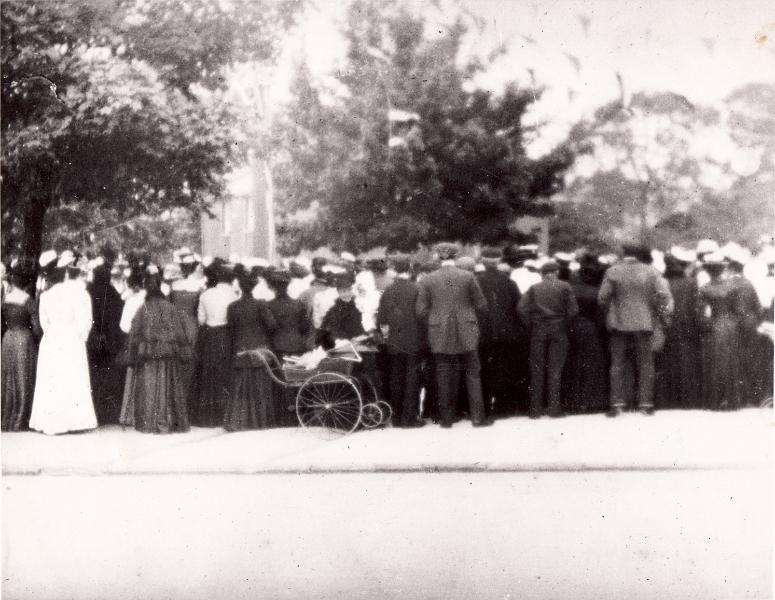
xmin=518 ymin=260 xmax=578 ymax=418
xmin=416 ymin=243 xmax=490 ymax=427
xmin=598 ymin=243 xmax=673 ymax=416
xmin=377 ymin=254 xmax=424 ymax=427
xmin=477 ymin=246 xmax=525 ymax=419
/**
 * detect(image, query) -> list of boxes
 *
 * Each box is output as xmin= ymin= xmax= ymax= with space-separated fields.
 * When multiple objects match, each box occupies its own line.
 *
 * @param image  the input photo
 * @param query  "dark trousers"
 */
xmin=435 ymin=352 xmax=485 ymax=426
xmin=420 ymin=354 xmax=439 ymax=420
xmin=388 ymin=353 xmax=421 ymax=425
xmin=528 ymin=321 xmax=569 ymax=415
xmin=480 ymin=341 xmax=519 ymax=417
xmin=610 ymin=331 xmax=654 ymax=409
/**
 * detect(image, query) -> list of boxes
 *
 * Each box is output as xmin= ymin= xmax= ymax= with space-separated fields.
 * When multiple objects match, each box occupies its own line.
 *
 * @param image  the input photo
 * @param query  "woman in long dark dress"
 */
xmin=125 ymin=266 xmax=192 ymax=433
xmin=224 ymin=270 xmax=278 ymax=431
xmin=267 ymin=270 xmax=313 ymax=426
xmin=169 ymin=252 xmax=202 ymax=403
xmin=87 ymin=263 xmax=125 ymax=424
xmin=192 ymin=260 xmax=237 ymax=426
xmin=697 ymin=257 xmax=740 ymax=410
xmin=655 ymin=251 xmax=702 ymax=409
xmin=564 ymin=255 xmax=609 ymax=413
xmin=1 ymin=259 xmax=38 ymax=431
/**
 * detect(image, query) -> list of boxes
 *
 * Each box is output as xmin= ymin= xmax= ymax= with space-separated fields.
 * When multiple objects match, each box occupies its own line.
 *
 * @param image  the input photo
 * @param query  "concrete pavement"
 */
xmin=3 ymin=410 xmax=771 ymax=599
xmin=2 ymin=409 xmax=772 ymax=475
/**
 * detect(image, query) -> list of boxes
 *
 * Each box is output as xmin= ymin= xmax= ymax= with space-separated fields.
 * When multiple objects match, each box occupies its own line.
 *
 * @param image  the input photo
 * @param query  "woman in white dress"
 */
xmin=29 ymin=251 xmax=97 ymax=435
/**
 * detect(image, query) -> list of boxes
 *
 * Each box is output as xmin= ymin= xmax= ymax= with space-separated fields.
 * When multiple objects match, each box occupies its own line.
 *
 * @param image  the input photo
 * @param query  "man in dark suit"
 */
xmin=416 ymin=243 xmax=490 ymax=428
xmin=598 ymin=244 xmax=673 ymax=417
xmin=377 ymin=255 xmax=424 ymax=427
xmin=476 ymin=246 xmax=524 ymax=419
xmin=518 ymin=261 xmax=578 ymax=418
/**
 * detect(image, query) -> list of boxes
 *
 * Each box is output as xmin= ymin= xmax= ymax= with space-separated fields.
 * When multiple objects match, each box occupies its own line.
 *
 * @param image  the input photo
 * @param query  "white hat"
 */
xmin=340 ymin=252 xmax=356 ymax=263
xmin=726 ymin=245 xmax=752 ymax=265
xmin=39 ymin=249 xmax=57 ymax=267
xmin=759 ymin=245 xmax=775 ymax=265
xmin=524 ymin=259 xmax=540 ymax=271
xmin=702 ymin=251 xmax=727 ymax=265
xmin=87 ymin=257 xmax=105 ymax=270
xmin=56 ymin=250 xmax=75 ymax=268
xmin=696 ymin=239 xmax=719 ymax=255
xmin=321 ymin=264 xmax=346 ymax=274
xmin=554 ymin=252 xmax=574 ymax=263
xmin=242 ymin=257 xmax=270 ymax=268
xmin=669 ymin=246 xmax=697 ymax=263
xmin=202 ymin=255 xmax=214 ymax=267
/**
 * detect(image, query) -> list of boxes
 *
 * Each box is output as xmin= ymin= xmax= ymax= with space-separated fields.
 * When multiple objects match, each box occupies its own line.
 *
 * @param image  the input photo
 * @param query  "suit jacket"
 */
xmin=376 ymin=278 xmax=422 ymax=354
xmin=267 ymin=295 xmax=311 ymax=354
xmin=227 ymin=297 xmax=277 ymax=367
xmin=598 ymin=258 xmax=673 ymax=332
xmin=416 ymin=264 xmax=487 ymax=354
xmin=476 ymin=268 xmax=523 ymax=344
xmin=518 ymin=275 xmax=578 ymax=327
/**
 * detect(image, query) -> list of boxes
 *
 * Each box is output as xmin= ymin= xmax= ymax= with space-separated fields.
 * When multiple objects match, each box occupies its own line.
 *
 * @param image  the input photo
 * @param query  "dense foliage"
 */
xmin=1 ymin=0 xmax=299 ymax=259
xmin=272 ymin=0 xmax=574 ymax=253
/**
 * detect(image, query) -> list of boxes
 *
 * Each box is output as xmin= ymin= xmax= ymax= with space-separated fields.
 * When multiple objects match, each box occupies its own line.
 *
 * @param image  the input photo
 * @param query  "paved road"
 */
xmin=3 ymin=469 xmax=771 ymax=599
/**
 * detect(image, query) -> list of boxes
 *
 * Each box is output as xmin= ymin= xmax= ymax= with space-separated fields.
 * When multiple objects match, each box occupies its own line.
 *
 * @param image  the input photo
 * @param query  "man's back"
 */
xmin=378 ymin=278 xmax=421 ymax=354
xmin=417 ymin=264 xmax=486 ymax=354
xmin=598 ymin=258 xmax=671 ymax=331
xmin=477 ymin=268 xmax=522 ymax=342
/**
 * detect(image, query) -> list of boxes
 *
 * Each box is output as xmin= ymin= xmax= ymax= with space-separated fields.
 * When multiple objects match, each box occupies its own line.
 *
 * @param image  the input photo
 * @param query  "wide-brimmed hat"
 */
xmin=668 ymin=246 xmax=697 ymax=264
xmin=480 ymin=246 xmax=502 ymax=261
xmin=696 ymin=239 xmax=720 ymax=255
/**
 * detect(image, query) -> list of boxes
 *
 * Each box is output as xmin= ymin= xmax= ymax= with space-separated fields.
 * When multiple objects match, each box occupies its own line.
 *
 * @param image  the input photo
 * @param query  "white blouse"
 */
xmin=197 ymin=283 xmax=237 ymax=327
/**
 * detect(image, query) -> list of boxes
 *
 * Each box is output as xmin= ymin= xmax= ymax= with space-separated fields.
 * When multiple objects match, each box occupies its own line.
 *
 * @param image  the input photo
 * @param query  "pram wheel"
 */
xmin=296 ymin=373 xmax=362 ymax=434
xmin=360 ymin=402 xmax=384 ymax=428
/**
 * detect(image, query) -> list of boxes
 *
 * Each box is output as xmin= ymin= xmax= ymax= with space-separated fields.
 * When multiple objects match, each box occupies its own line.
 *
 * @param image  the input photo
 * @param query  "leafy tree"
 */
xmin=554 ymin=87 xmax=773 ymax=248
xmin=1 ymin=0 xmax=299 ymax=260
xmin=271 ymin=0 xmax=574 ymax=253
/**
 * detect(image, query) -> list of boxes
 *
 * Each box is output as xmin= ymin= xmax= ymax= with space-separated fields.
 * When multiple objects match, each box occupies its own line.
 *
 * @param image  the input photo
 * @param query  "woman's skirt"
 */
xmin=191 ymin=325 xmax=230 ymax=427
xmin=133 ymin=358 xmax=190 ymax=434
xmin=224 ymin=366 xmax=276 ymax=431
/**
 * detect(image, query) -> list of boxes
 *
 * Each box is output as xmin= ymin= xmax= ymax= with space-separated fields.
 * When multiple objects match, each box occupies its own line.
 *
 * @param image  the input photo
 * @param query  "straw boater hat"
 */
xmin=668 ymin=246 xmax=697 ymax=264
xmin=696 ymin=239 xmax=720 ymax=256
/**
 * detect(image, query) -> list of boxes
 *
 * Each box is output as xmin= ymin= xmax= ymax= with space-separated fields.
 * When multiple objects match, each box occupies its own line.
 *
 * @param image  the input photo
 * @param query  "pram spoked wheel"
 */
xmin=360 ymin=402 xmax=384 ymax=428
xmin=296 ymin=373 xmax=362 ymax=434
xmin=361 ymin=376 xmax=393 ymax=425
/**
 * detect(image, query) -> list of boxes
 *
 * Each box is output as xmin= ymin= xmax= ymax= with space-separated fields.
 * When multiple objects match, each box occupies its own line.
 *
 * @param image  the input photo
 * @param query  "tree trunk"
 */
xmin=22 ymin=198 xmax=49 ymax=262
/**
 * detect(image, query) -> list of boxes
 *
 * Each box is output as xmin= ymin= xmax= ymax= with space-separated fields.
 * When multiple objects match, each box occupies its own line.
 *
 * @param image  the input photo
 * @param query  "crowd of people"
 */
xmin=1 ymin=237 xmax=773 ymax=435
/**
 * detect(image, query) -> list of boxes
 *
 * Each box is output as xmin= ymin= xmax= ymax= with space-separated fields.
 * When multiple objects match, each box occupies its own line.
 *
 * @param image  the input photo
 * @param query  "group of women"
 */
xmin=1 ymin=249 xmax=314 ymax=434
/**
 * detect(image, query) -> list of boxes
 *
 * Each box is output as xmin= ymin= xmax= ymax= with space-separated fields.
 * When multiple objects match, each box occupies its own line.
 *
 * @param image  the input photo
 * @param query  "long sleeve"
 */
xmin=75 ymin=289 xmax=93 ymax=342
xmin=565 ymin=286 xmax=579 ymax=320
xmin=598 ymin=273 xmax=613 ymax=308
xmin=517 ymin=288 xmax=532 ymax=324
xmin=197 ymin=293 xmax=207 ymax=325
xmin=416 ymin=281 xmax=430 ymax=321
xmin=258 ymin=301 xmax=278 ymax=336
xmin=654 ymin=274 xmax=674 ymax=322
xmin=470 ymin=276 xmax=487 ymax=314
